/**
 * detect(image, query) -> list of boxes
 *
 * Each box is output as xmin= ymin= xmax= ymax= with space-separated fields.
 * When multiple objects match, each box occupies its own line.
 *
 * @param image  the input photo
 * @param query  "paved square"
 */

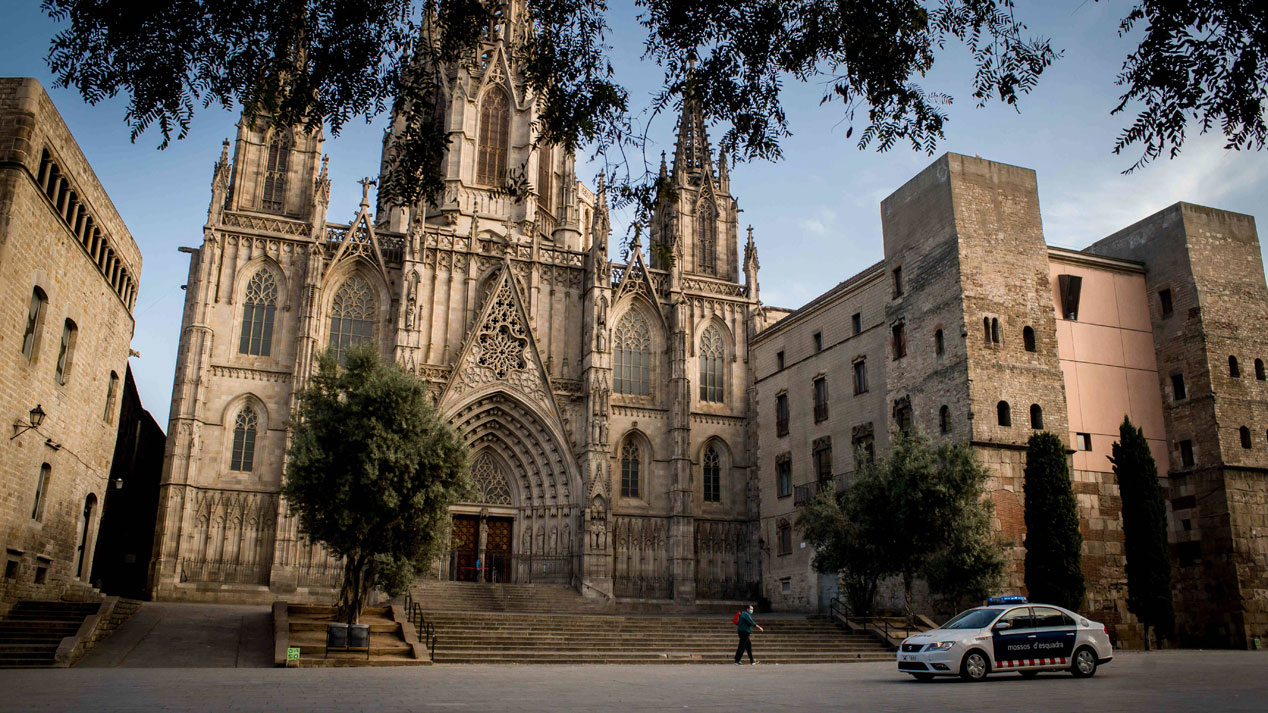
xmin=1 ymin=651 xmax=1265 ymax=712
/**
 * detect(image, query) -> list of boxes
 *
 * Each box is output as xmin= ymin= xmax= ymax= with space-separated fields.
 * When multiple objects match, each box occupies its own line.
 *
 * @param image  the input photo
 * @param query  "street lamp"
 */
xmin=11 ymin=404 xmax=46 ymax=439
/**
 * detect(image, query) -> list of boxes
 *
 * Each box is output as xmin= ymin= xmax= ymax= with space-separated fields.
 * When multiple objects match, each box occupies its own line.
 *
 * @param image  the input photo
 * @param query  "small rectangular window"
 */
xmin=851 ymin=313 xmax=861 ymax=336
xmin=34 ymin=566 xmax=47 ymax=585
xmin=813 ymin=331 xmax=822 ymax=353
xmin=853 ymin=359 xmax=868 ymax=395
xmin=776 ymin=351 xmax=785 ymax=371
xmin=813 ymin=377 xmax=829 ymax=423
xmin=892 ymin=266 xmax=903 ymax=297
xmin=780 ymin=577 xmax=792 ymax=593
xmin=1058 ymin=274 xmax=1083 ymax=321
xmin=1075 ymin=433 xmax=1092 ymax=451
xmin=1172 ymin=373 xmax=1186 ymax=401
xmin=776 ymin=393 xmax=789 ymax=438
xmin=1179 ymin=439 xmax=1194 ymax=467
xmin=778 ymin=524 xmax=792 ymax=555
xmin=4 ymin=560 xmax=17 ymax=580
xmin=1159 ymin=288 xmax=1173 ymax=318
xmin=813 ymin=437 xmax=833 ymax=481
xmin=891 ymin=323 xmax=906 ymax=360
xmin=776 ymin=455 xmax=792 ymax=498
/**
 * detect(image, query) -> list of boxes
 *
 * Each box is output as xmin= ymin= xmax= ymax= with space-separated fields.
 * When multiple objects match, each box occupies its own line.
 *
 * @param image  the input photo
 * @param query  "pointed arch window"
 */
xmin=261 ymin=132 xmax=291 ymax=212
xmin=620 ymin=437 xmax=641 ymax=498
xmin=471 ymin=452 xmax=512 ymax=505
xmin=695 ymin=202 xmax=717 ymax=275
xmin=536 ymin=144 xmax=554 ymax=216
xmin=55 ymin=319 xmax=77 ymax=385
xmin=477 ymin=89 xmax=511 ymax=186
xmin=328 ymin=275 xmax=376 ymax=363
xmin=702 ymin=445 xmax=721 ymax=503
xmin=614 ymin=311 xmax=651 ymax=396
xmin=239 ymin=271 xmax=278 ymax=356
xmin=230 ymin=405 xmax=258 ymax=472
xmin=699 ymin=325 xmax=725 ymax=402
xmin=22 ymin=286 xmax=48 ymax=361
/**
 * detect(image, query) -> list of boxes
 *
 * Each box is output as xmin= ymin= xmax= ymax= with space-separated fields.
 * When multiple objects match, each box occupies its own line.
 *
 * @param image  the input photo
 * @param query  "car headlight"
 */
xmin=925 ymin=641 xmax=955 ymax=651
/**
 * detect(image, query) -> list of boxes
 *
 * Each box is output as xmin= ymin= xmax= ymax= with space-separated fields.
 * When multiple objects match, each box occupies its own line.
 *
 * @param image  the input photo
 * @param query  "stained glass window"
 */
xmin=620 ymin=438 xmax=640 ymax=498
xmin=262 ymin=132 xmax=291 ymax=212
xmin=230 ymin=406 xmax=258 ymax=472
xmin=328 ymin=275 xmax=376 ymax=363
xmin=702 ymin=445 xmax=721 ymax=503
xmin=614 ymin=311 xmax=651 ymax=396
xmin=696 ymin=202 xmax=716 ymax=275
xmin=239 ymin=271 xmax=277 ymax=356
xmin=477 ymin=89 xmax=510 ymax=186
xmin=699 ymin=326 xmax=724 ymax=402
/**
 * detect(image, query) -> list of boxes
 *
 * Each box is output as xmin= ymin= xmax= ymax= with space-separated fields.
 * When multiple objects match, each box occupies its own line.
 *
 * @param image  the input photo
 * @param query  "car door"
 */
xmin=990 ymin=607 xmax=1038 ymax=669
xmin=1030 ymin=606 xmax=1077 ymax=663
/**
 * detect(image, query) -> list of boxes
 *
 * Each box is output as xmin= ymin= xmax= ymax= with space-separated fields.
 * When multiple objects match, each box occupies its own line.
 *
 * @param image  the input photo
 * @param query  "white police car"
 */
xmin=897 ymin=597 xmax=1113 ymax=681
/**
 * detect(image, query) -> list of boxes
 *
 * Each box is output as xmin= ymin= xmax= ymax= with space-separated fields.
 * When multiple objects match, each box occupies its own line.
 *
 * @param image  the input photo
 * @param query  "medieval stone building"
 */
xmin=754 ymin=154 xmax=1268 ymax=648
xmin=0 ymin=78 xmax=141 ymax=611
xmin=150 ymin=1 xmax=771 ymax=605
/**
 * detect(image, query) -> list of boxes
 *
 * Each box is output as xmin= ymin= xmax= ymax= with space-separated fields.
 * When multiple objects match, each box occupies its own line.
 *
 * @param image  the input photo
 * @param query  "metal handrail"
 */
xmin=402 ymin=591 xmax=437 ymax=661
xmin=828 ymin=594 xmax=917 ymax=650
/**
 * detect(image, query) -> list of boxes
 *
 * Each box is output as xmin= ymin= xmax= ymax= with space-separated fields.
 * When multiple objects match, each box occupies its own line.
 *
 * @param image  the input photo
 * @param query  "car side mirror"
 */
xmin=993 ymin=621 xmax=1011 ymax=631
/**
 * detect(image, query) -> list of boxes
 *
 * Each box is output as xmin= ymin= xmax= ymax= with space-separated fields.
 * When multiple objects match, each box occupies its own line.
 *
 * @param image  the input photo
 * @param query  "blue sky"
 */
xmin=3 ymin=3 xmax=1265 ymax=428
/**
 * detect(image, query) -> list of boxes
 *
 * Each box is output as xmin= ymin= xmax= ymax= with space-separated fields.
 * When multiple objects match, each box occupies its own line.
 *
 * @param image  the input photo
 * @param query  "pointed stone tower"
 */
xmin=650 ymin=94 xmax=740 ymax=281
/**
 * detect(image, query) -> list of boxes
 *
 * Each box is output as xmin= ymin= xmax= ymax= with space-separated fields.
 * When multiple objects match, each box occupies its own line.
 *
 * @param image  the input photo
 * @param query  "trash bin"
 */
xmin=349 ymin=623 xmax=371 ymax=649
xmin=326 ymin=622 xmax=349 ymax=651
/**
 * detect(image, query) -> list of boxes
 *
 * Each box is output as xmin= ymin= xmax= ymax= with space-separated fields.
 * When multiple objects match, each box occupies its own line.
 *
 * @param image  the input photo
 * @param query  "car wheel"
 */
xmin=960 ymin=650 xmax=990 ymax=682
xmin=911 ymin=673 xmax=935 ymax=682
xmin=1019 ymin=671 xmax=1039 ymax=678
xmin=1070 ymin=647 xmax=1098 ymax=678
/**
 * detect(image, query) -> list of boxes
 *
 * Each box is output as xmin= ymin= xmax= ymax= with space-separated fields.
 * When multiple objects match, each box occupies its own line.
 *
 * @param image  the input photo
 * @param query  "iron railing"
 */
xmin=403 ymin=591 xmax=436 ymax=661
xmin=828 ymin=594 xmax=919 ymax=650
xmin=179 ymin=558 xmax=268 ymax=585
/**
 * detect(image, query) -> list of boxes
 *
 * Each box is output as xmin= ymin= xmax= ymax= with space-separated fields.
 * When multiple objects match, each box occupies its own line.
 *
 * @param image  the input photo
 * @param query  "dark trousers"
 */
xmin=735 ymin=630 xmax=753 ymax=663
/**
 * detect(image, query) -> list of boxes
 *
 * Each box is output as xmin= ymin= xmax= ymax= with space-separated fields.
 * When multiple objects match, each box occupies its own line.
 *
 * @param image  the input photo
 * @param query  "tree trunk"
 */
xmin=902 ymin=571 xmax=914 ymax=623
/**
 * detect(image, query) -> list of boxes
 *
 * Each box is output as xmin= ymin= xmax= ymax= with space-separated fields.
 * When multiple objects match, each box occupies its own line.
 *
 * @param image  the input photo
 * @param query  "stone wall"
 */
xmin=751 ymin=264 xmax=889 ymax=612
xmin=0 ymin=78 xmax=138 ymax=611
xmin=1088 ymin=203 xmax=1268 ymax=647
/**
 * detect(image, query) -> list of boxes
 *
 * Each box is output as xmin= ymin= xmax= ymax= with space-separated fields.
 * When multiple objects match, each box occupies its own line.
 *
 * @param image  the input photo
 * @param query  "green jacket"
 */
xmin=738 ymin=610 xmax=757 ymax=633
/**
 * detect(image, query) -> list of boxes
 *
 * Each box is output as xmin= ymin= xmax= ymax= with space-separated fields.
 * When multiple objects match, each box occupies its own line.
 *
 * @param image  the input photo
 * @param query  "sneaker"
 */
xmin=734 ymin=661 xmax=742 ymax=665
xmin=750 ymin=660 xmax=760 ymax=665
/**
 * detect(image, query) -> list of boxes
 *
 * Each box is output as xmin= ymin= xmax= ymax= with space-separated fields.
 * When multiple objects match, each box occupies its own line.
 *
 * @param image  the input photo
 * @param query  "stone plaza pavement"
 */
xmin=0 ymin=649 xmax=1264 ymax=712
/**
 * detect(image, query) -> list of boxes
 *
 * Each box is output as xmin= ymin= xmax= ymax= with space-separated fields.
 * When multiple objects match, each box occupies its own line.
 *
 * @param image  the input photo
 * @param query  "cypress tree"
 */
xmin=1023 ymin=432 xmax=1085 ymax=611
xmin=1111 ymin=416 xmax=1174 ymax=649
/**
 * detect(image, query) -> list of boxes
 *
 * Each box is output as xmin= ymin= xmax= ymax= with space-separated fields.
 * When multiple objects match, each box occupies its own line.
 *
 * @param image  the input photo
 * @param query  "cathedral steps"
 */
xmin=408 ymin=582 xmax=894 ymax=664
xmin=0 ymin=601 xmax=102 ymax=668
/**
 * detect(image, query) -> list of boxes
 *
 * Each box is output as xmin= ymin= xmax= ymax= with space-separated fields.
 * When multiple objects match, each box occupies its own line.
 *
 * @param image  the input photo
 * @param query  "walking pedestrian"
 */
xmin=734 ymin=604 xmax=763 ymax=665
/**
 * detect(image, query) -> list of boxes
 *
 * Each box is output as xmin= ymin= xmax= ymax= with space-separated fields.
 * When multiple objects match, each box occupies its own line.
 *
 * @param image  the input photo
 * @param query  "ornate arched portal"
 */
xmin=445 ymin=390 xmax=583 ymax=584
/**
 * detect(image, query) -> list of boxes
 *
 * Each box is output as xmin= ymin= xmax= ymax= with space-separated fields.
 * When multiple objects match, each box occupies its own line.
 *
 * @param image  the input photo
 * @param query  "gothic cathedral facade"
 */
xmin=150 ymin=2 xmax=772 ymax=604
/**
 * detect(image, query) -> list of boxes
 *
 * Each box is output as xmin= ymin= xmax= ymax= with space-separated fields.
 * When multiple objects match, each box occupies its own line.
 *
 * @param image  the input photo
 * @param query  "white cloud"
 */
xmin=1043 ymin=133 xmax=1268 ymax=249
xmin=798 ymin=208 xmax=838 ymax=236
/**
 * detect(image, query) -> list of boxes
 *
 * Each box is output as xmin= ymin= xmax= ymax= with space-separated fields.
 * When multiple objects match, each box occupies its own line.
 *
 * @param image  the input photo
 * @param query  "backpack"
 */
xmin=732 ymin=611 xmax=741 ymax=625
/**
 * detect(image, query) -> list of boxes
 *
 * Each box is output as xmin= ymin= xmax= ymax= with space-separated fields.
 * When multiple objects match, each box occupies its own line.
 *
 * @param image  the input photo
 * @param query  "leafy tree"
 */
xmin=921 ymin=441 xmax=1008 ymax=613
xmin=796 ymin=449 xmax=888 ymax=617
xmin=40 ymin=1 xmax=1262 ymax=220
xmin=284 ymin=343 xmax=469 ymax=625
xmin=797 ymin=430 xmax=1004 ymax=618
xmin=1111 ymin=416 xmax=1173 ymax=649
xmin=1023 ymin=431 xmax=1084 ymax=612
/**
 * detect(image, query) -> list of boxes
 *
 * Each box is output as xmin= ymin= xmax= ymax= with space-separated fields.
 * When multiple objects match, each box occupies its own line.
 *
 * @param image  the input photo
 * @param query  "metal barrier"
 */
xmin=828 ymin=594 xmax=916 ymax=650
xmin=402 ymin=591 xmax=436 ymax=661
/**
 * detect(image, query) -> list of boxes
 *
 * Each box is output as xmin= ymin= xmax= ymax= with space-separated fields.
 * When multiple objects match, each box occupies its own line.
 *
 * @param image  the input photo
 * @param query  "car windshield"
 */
xmin=940 ymin=608 xmax=1000 ymax=630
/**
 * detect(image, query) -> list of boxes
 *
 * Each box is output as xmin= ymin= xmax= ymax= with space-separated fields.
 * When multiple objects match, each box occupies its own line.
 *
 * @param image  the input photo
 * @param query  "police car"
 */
xmin=897 ymin=597 xmax=1113 ymax=681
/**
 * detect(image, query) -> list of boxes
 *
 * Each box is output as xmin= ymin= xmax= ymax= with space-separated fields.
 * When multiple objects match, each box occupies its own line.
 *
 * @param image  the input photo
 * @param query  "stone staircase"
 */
xmin=0 ymin=601 xmax=102 ymax=668
xmin=410 ymin=581 xmax=611 ymax=614
xmin=286 ymin=604 xmax=428 ymax=667
xmin=408 ymin=581 xmax=894 ymax=664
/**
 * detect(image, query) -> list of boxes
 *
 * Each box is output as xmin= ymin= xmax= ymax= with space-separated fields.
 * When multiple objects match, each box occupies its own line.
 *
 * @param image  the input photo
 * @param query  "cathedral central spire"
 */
xmin=671 ymin=73 xmax=713 ymax=184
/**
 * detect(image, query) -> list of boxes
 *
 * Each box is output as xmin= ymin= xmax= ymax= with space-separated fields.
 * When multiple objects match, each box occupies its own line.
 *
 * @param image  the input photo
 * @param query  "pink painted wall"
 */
xmin=1050 ymin=258 xmax=1169 ymax=475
